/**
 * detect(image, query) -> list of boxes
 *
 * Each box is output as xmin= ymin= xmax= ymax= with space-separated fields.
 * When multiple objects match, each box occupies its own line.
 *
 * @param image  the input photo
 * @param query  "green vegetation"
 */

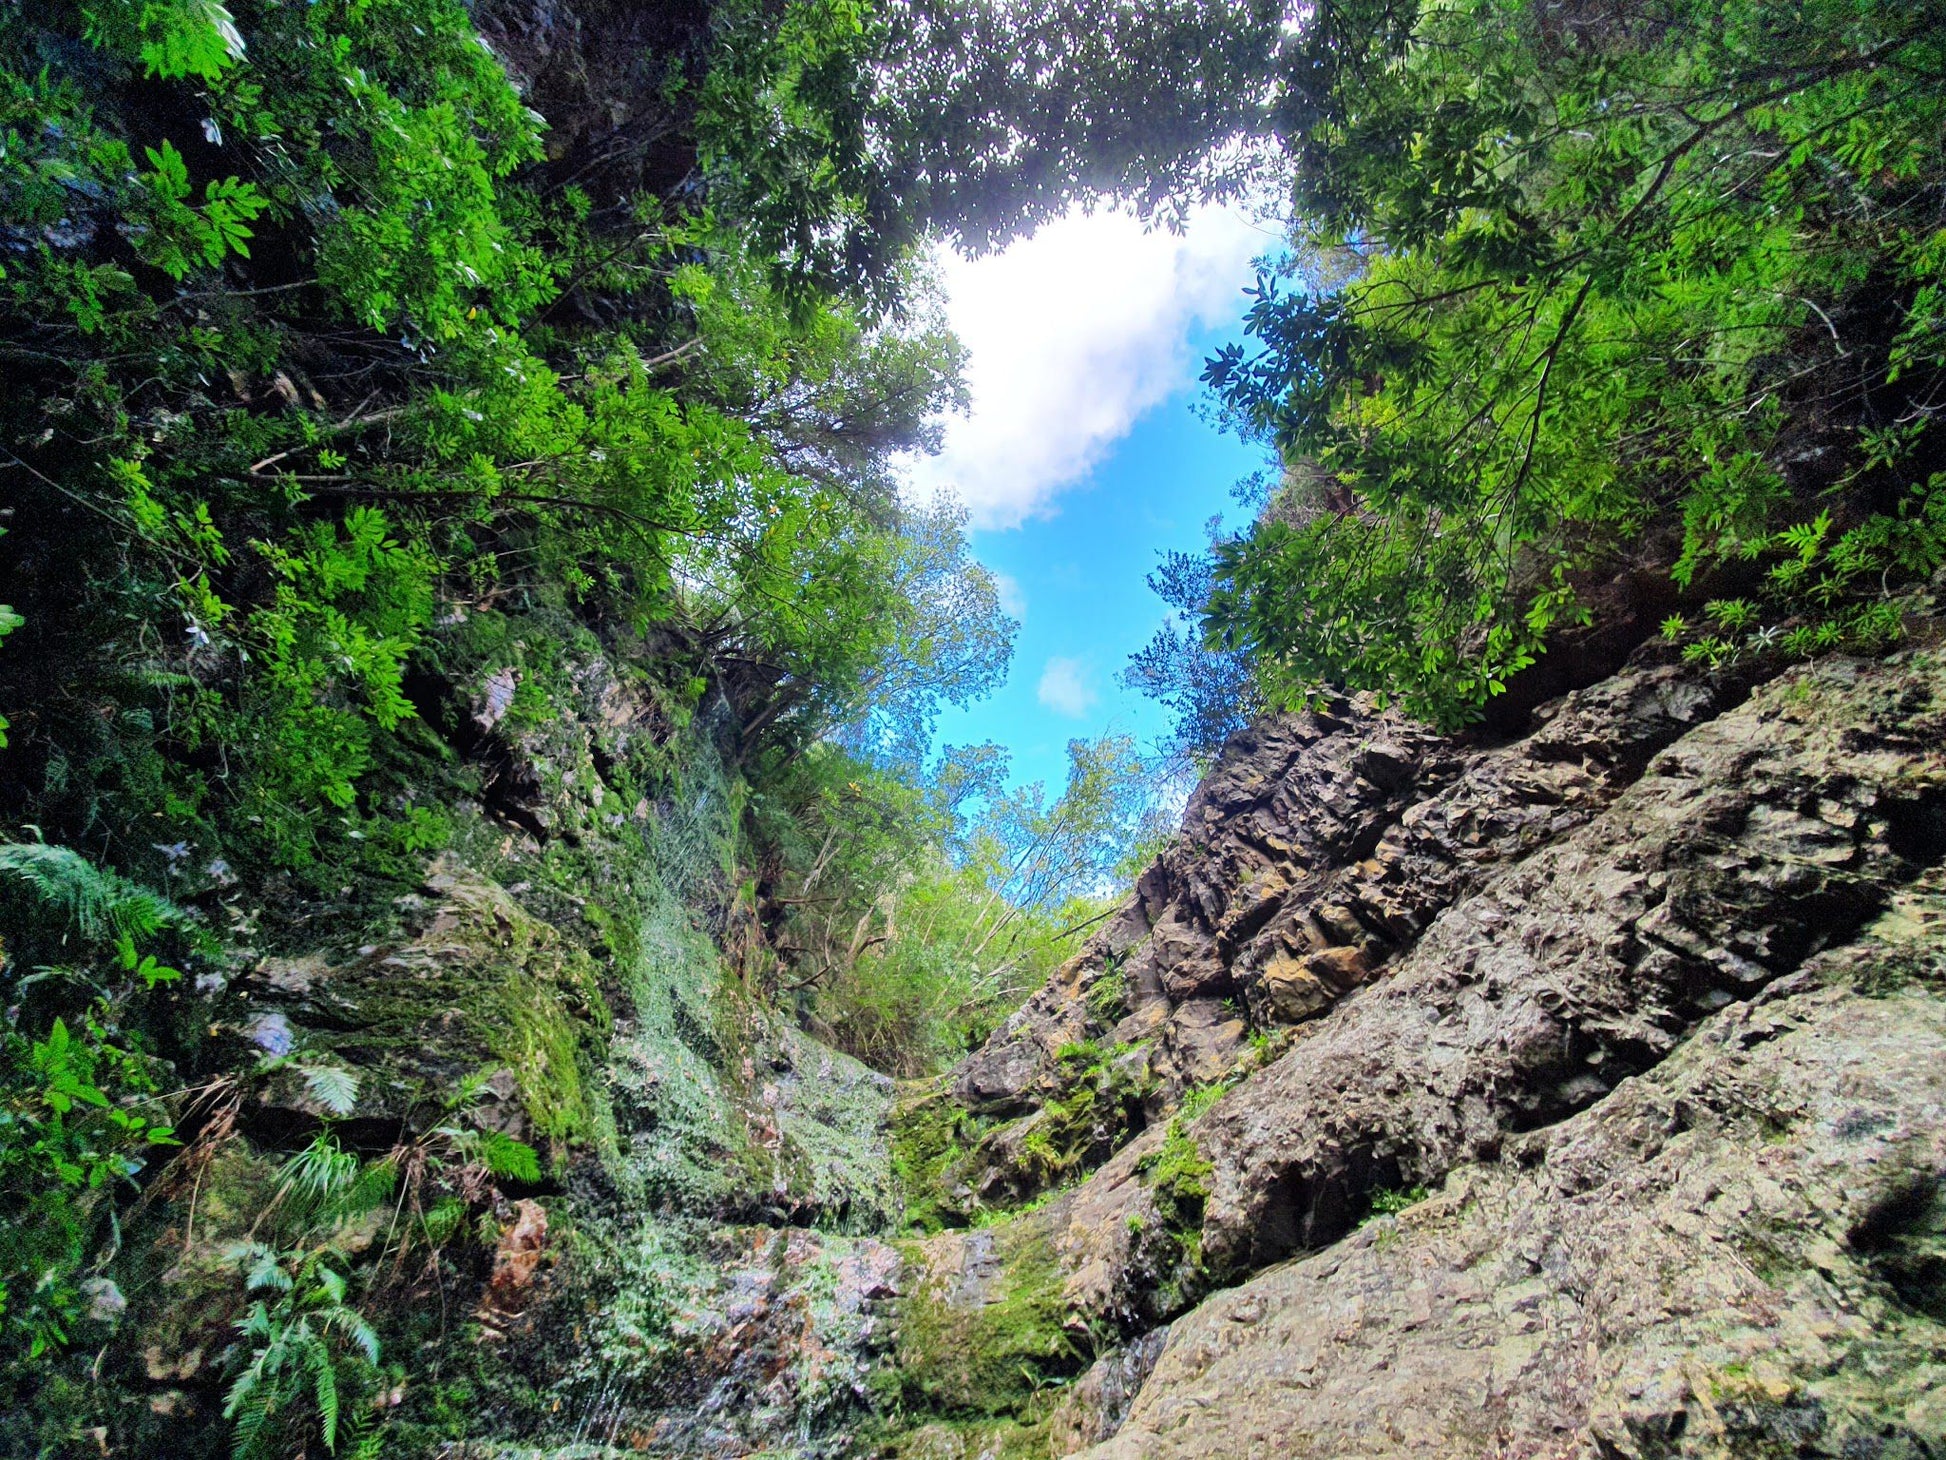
xmin=1366 ymin=1185 xmax=1431 ymax=1220
xmin=7 ymin=0 xmax=1945 ymax=1450
xmin=0 ymin=0 xmax=1243 ymax=1444
xmin=1134 ymin=0 xmax=1946 ymax=740
xmin=0 ymin=842 xmax=188 ymax=1370
xmin=882 ymin=1222 xmax=1085 ymax=1420
xmin=891 ymin=1093 xmax=998 ymax=1234
xmin=771 ymin=733 xmax=1167 ymax=1076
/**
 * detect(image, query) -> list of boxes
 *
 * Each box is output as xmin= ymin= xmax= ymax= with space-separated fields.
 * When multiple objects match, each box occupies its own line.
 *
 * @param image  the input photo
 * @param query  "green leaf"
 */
xmin=478 ymin=1130 xmax=542 ymax=1185
xmin=300 ymin=1065 xmax=361 ymax=1118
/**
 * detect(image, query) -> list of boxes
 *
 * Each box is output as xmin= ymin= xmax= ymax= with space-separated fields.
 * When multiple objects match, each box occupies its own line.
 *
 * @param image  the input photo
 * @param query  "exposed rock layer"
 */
xmin=896 ymin=646 xmax=1946 ymax=1459
xmin=1084 ymin=887 xmax=1946 ymax=1458
xmin=942 ymin=654 xmax=1764 ymax=1214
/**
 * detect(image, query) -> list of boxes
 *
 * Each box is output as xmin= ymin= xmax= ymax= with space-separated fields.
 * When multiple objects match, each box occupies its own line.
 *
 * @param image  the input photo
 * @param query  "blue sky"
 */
xmin=907 ymin=204 xmax=1276 ymax=795
xmin=934 ymin=354 xmax=1264 ymax=793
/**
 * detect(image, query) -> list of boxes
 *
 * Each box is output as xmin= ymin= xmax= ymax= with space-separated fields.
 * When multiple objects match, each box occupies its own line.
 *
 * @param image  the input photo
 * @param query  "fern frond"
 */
xmin=234 ymin=1247 xmax=290 ymax=1295
xmin=307 ymin=1338 xmax=340 ymax=1451
xmin=479 ymin=1129 xmax=542 ymax=1184
xmin=326 ymin=1304 xmax=380 ymax=1365
xmin=224 ymin=1346 xmax=278 ymax=1460
xmin=278 ymin=1133 xmax=359 ymax=1216
xmin=420 ymin=1195 xmax=467 ymax=1246
xmin=314 ymin=1264 xmax=348 ymax=1306
xmin=300 ymin=1063 xmax=361 ymax=1117
xmin=0 ymin=841 xmax=180 ymax=944
xmin=446 ymin=1068 xmax=493 ymax=1112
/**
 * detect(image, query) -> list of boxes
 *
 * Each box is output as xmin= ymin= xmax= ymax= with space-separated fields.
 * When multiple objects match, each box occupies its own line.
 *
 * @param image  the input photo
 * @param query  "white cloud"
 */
xmin=905 ymin=203 xmax=1267 ymax=530
xmin=1036 ymin=656 xmax=1098 ymax=718
xmin=991 ymin=571 xmax=1027 ymax=620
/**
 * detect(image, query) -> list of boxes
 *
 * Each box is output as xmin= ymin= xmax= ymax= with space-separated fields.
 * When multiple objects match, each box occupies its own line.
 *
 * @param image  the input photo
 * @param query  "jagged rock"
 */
xmin=240 ymin=857 xmax=604 ymax=1153
xmin=1026 ymin=652 xmax=1946 ymax=1336
xmin=1193 ymin=650 xmax=1946 ymax=1283
xmin=477 ymin=1198 xmax=550 ymax=1339
xmin=1047 ymin=1326 xmax=1171 ymax=1451
xmin=1081 ymin=958 xmax=1946 ymax=1456
xmin=540 ymin=1219 xmax=906 ymax=1456
xmin=934 ymin=654 xmax=1756 ymax=1217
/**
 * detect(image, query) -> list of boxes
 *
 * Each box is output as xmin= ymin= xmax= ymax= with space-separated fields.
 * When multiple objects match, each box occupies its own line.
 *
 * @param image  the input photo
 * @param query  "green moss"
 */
xmin=886 ymin=1220 xmax=1088 ymax=1421
xmin=600 ymin=836 xmax=898 ymax=1225
xmin=262 ymin=861 xmax=608 ymax=1165
xmin=1084 ymin=944 xmax=1140 ymax=1030
xmin=1013 ymin=1047 xmax=1149 ymax=1194
xmin=490 ymin=972 xmax=599 ymax=1149
xmin=605 ymin=914 xmax=773 ymax=1216
xmin=863 ymin=1414 xmax=1058 ymax=1460
xmin=1139 ymin=1115 xmax=1213 ymax=1216
xmin=890 ymin=1044 xmax=1152 ymax=1234
xmin=891 ymin=1089 xmax=996 ymax=1233
xmin=1126 ymin=1103 xmax=1218 ymax=1314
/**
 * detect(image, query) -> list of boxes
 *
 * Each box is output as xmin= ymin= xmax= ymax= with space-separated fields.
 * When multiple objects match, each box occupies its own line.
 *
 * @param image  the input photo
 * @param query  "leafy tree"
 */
xmin=698 ymin=0 xmax=1290 ymax=305
xmin=0 ymin=844 xmax=183 ymax=1376
xmin=0 ymin=0 xmax=1311 ymax=1447
xmin=761 ymin=734 xmax=1165 ymax=1073
xmin=1199 ymin=0 xmax=1946 ymax=725
xmin=1125 ymin=527 xmax=1262 ymax=765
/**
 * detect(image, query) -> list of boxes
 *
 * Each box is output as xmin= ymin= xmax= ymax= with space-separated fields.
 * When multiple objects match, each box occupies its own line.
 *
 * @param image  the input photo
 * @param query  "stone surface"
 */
xmin=1002 ymin=652 xmax=1946 ymax=1344
xmin=1046 ymin=1326 xmax=1171 ymax=1453
xmin=536 ymin=1218 xmax=907 ymax=1457
xmin=1083 ymin=972 xmax=1946 ymax=1458
xmin=243 ymin=856 xmax=605 ymax=1155
xmin=478 ymin=1197 xmax=550 ymax=1339
xmin=1190 ymin=651 xmax=1946 ymax=1285
xmin=932 ymin=654 xmax=1759 ymax=1217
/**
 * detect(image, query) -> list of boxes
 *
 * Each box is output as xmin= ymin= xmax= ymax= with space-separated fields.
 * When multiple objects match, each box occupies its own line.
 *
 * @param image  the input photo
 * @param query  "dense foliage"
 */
xmin=762 ymin=733 xmax=1168 ymax=1075
xmin=11 ymin=0 xmax=1943 ymax=1447
xmin=1122 ymin=525 xmax=1262 ymax=765
xmin=0 ymin=0 xmax=1263 ymax=1449
xmin=1192 ymin=0 xmax=1946 ymax=728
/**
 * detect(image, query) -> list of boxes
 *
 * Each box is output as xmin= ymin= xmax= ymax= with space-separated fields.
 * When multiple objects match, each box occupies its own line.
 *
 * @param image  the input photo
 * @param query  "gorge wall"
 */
xmin=892 ymin=634 xmax=1946 ymax=1459
xmin=101 ymin=627 xmax=1946 ymax=1459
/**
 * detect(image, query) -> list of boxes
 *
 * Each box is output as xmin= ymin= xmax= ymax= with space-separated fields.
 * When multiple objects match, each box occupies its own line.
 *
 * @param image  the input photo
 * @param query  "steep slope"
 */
xmin=882 ymin=637 xmax=1946 ymax=1458
xmin=80 ymin=631 xmax=1946 ymax=1460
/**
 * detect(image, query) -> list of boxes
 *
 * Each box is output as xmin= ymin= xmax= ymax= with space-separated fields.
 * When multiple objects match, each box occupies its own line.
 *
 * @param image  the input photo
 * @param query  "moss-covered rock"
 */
xmin=241 ymin=855 xmax=607 ymax=1160
xmin=885 ymin=1211 xmax=1089 ymax=1422
xmin=605 ymin=877 xmax=899 ymax=1227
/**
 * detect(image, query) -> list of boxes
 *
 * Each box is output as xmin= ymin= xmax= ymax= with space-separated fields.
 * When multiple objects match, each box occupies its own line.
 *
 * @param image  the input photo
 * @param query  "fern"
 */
xmin=325 ymin=1304 xmax=380 ymax=1364
xmin=420 ymin=1195 xmax=468 ymax=1246
xmin=478 ymin=1129 xmax=543 ymax=1185
xmin=300 ymin=1063 xmax=361 ymax=1118
xmin=308 ymin=1340 xmax=339 ymax=1451
xmin=276 ymin=1135 xmax=362 ymax=1218
xmin=222 ymin=1245 xmax=379 ymax=1458
xmin=0 ymin=841 xmax=180 ymax=944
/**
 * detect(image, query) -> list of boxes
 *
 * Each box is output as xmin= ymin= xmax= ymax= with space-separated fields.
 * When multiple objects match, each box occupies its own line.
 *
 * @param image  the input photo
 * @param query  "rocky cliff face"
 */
xmin=885 ymin=638 xmax=1946 ymax=1459
xmin=111 ymin=630 xmax=1946 ymax=1459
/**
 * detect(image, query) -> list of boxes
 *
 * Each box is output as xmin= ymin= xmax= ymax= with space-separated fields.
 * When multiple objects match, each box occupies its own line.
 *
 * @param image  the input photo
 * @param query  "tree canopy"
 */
xmin=0 ymin=4 xmax=1263 ymax=1433
xmin=1190 ymin=0 xmax=1946 ymax=728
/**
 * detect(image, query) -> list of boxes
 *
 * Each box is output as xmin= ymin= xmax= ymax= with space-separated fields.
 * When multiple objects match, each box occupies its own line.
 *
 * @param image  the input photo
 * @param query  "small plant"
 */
xmin=1366 ymin=1185 xmax=1429 ymax=1219
xmin=222 ymin=1240 xmax=382 ymax=1459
